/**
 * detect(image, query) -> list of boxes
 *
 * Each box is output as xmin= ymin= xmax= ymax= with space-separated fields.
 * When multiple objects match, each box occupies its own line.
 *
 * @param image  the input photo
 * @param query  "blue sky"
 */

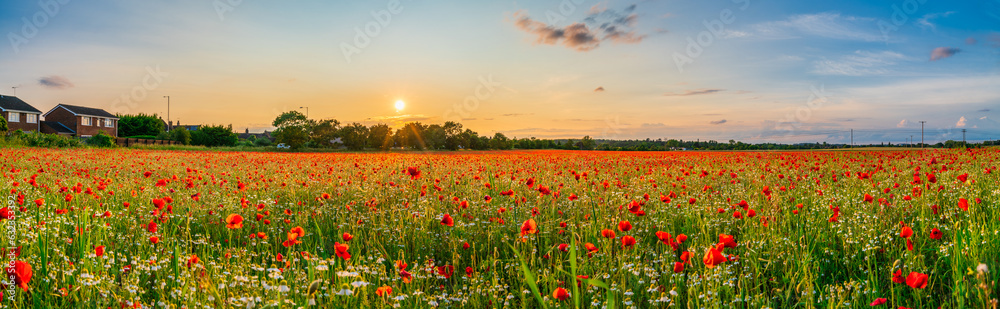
xmin=1 ymin=0 xmax=997 ymax=144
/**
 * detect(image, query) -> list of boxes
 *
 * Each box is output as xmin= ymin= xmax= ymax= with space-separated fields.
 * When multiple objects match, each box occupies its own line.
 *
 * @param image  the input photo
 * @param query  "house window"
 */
xmin=7 ymin=112 xmax=18 ymax=123
xmin=106 ymin=119 xmax=114 ymax=128
xmin=82 ymin=117 xmax=91 ymax=126
xmin=26 ymin=114 xmax=38 ymax=124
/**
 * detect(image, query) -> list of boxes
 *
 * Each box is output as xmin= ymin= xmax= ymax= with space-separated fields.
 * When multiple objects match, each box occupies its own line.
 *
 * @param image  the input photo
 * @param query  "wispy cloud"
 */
xmin=39 ymin=75 xmax=74 ymax=89
xmin=956 ymin=116 xmax=967 ymax=127
xmin=509 ymin=4 xmax=645 ymax=52
xmin=930 ymin=47 xmax=960 ymax=61
xmin=813 ymin=50 xmax=911 ymax=76
xmin=897 ymin=119 xmax=908 ymax=127
xmin=594 ymin=86 xmax=605 ymax=92
xmin=709 ymin=119 xmax=727 ymax=125
xmin=916 ymin=11 xmax=954 ymax=31
xmin=664 ymin=89 xmax=724 ymax=96
xmin=738 ymin=12 xmax=885 ymax=42
xmin=502 ymin=113 xmax=534 ymax=117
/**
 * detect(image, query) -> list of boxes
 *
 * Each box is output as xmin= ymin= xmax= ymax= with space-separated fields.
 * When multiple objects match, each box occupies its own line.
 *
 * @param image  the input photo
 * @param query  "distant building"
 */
xmin=0 ymin=94 xmax=42 ymax=132
xmin=41 ymin=104 xmax=118 ymax=137
xmin=238 ymin=128 xmax=275 ymax=141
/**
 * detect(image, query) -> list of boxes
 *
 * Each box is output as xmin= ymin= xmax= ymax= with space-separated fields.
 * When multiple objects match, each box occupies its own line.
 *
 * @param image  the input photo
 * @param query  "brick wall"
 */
xmin=2 ymin=111 xmax=40 ymax=132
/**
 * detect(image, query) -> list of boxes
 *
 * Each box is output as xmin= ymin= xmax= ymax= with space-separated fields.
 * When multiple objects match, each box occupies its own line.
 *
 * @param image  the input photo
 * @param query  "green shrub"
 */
xmin=254 ymin=138 xmax=272 ymax=147
xmin=86 ymin=132 xmax=115 ymax=148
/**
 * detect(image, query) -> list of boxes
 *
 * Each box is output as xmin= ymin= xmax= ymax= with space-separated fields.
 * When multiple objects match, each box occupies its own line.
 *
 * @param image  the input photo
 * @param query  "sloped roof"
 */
xmin=46 ymin=104 xmax=118 ymax=119
xmin=41 ymin=121 xmax=76 ymax=134
xmin=0 ymin=95 xmax=42 ymax=113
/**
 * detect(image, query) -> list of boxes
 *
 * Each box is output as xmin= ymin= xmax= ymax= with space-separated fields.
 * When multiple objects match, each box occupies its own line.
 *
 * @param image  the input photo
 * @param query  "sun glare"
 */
xmin=395 ymin=100 xmax=405 ymax=112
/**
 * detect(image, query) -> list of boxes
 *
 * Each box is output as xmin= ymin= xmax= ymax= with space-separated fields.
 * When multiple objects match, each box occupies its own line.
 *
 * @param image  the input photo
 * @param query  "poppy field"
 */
xmin=1 ymin=148 xmax=998 ymax=308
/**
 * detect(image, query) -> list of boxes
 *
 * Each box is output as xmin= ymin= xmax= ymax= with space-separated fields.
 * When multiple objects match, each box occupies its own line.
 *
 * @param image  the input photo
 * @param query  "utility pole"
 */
xmin=910 ymin=135 xmax=913 ymax=148
xmin=11 ymin=86 xmax=17 ymax=96
xmin=919 ymin=121 xmax=926 ymax=148
xmin=850 ymin=129 xmax=853 ymax=147
xmin=961 ymin=129 xmax=967 ymax=146
xmin=163 ymin=96 xmax=171 ymax=131
xmin=299 ymin=106 xmax=309 ymax=118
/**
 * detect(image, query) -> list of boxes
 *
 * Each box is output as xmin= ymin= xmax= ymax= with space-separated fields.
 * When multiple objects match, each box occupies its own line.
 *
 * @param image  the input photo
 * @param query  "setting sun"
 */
xmin=394 ymin=100 xmax=405 ymax=112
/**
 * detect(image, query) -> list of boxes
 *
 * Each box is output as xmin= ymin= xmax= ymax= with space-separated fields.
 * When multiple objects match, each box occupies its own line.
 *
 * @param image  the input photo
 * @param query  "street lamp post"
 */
xmin=299 ymin=106 xmax=309 ymax=118
xmin=163 ymin=96 xmax=171 ymax=131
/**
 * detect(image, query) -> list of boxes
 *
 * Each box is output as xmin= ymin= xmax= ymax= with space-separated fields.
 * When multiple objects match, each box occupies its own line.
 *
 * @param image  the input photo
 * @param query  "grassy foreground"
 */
xmin=0 ymin=148 xmax=997 ymax=308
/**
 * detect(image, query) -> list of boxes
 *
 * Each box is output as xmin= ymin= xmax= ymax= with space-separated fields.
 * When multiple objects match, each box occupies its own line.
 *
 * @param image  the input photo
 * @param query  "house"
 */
xmin=41 ymin=104 xmax=119 ymax=137
xmin=238 ymin=128 xmax=275 ymax=141
xmin=0 ymin=95 xmax=42 ymax=132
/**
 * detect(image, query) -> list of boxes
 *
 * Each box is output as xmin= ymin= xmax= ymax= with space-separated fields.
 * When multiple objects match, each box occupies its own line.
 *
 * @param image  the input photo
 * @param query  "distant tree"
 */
xmin=395 ymin=122 xmax=427 ymax=149
xmin=424 ymin=124 xmax=446 ymax=150
xmin=564 ymin=139 xmax=576 ymax=150
xmin=117 ymin=113 xmax=164 ymax=137
xmin=191 ymin=125 xmax=237 ymax=147
xmin=491 ymin=132 xmax=511 ymax=150
xmin=340 ymin=122 xmax=369 ymax=150
xmin=311 ymin=119 xmax=341 ymax=148
xmin=367 ymin=123 xmax=393 ymax=150
xmin=443 ymin=121 xmax=464 ymax=150
xmin=169 ymin=127 xmax=192 ymax=145
xmin=580 ymin=135 xmax=595 ymax=150
xmin=272 ymin=111 xmax=311 ymax=149
xmin=0 ymin=114 xmax=7 ymax=132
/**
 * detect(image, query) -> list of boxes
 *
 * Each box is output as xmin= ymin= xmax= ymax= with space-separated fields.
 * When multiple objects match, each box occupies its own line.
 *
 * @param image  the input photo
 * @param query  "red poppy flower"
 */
xmin=584 ymin=242 xmax=598 ymax=256
xmin=186 ymin=254 xmax=199 ymax=268
xmin=680 ymin=251 xmax=692 ymax=264
xmin=905 ymin=272 xmax=928 ymax=289
xmin=441 ymin=214 xmax=454 ymax=227
xmin=436 ymin=265 xmax=454 ymax=278
xmin=552 ymin=287 xmax=569 ymax=301
xmin=863 ymin=194 xmax=874 ymax=203
xmin=703 ymin=246 xmax=726 ymax=269
xmin=676 ymin=234 xmax=688 ymax=244
xmin=673 ymin=262 xmax=684 ymax=273
xmin=621 ymin=235 xmax=636 ymax=248
xmin=399 ymin=270 xmax=413 ymax=283
xmin=601 ymin=229 xmax=616 ymax=239
xmin=520 ymin=218 xmax=538 ymax=236
xmin=6 ymin=261 xmax=31 ymax=291
xmin=147 ymin=221 xmax=158 ymax=233
xmin=149 ymin=236 xmax=159 ymax=244
xmin=929 ymin=228 xmax=942 ymax=240
xmin=395 ymin=260 xmax=408 ymax=270
xmin=95 ymin=246 xmax=105 ymax=257
xmin=225 ymin=214 xmax=243 ymax=229
xmin=558 ymin=243 xmax=569 ymax=252
xmin=899 ymin=226 xmax=913 ymax=238
xmin=618 ymin=220 xmax=632 ymax=232
xmin=869 ymin=298 xmax=887 ymax=306
xmin=892 ymin=269 xmax=904 ymax=284
xmin=334 ymin=242 xmax=351 ymax=260
xmin=958 ymin=198 xmax=969 ymax=211
xmin=465 ymin=266 xmax=474 ymax=277
xmin=376 ymin=285 xmax=392 ymax=297
xmin=719 ymin=234 xmax=737 ymax=248
xmin=405 ymin=167 xmax=421 ymax=179
xmin=342 ymin=232 xmax=353 ymax=242
xmin=957 ymin=173 xmax=968 ymax=183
